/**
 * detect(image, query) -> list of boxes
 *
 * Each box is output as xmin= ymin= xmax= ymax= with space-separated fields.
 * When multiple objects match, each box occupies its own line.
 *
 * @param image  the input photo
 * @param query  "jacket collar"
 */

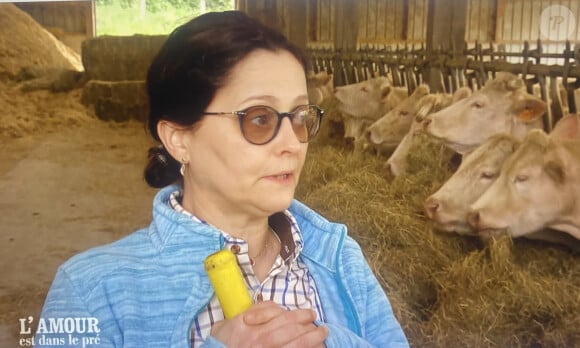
xmin=148 ymin=185 xmax=222 ymax=255
xmin=288 ymin=200 xmax=346 ymax=272
xmin=148 ymin=185 xmax=346 ymax=271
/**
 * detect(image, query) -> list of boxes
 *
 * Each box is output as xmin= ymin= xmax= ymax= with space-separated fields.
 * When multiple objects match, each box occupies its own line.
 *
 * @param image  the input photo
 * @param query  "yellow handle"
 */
xmin=204 ymin=249 xmax=253 ymax=319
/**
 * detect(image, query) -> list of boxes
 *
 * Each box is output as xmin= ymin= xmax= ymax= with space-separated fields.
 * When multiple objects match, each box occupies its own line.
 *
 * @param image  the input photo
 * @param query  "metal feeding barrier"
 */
xmin=307 ymin=40 xmax=580 ymax=131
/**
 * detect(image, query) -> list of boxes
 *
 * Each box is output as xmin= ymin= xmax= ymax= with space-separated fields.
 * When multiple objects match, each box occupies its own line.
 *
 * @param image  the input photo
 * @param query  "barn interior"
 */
xmin=1 ymin=0 xmax=579 ymax=347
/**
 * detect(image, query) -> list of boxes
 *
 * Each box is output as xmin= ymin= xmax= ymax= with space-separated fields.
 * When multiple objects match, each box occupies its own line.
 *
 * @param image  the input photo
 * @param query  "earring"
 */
xmin=180 ymin=158 xmax=187 ymax=176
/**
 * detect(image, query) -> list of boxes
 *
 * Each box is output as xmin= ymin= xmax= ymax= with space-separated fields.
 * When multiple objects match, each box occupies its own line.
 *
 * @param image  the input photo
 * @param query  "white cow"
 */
xmin=424 ymin=115 xmax=578 ymax=235
xmin=424 ymin=134 xmax=520 ymax=235
xmin=334 ymin=76 xmax=408 ymax=145
xmin=422 ymin=72 xmax=546 ymax=154
xmin=385 ymin=87 xmax=471 ymax=176
xmin=307 ymin=71 xmax=334 ymax=105
xmin=468 ymin=128 xmax=580 ymax=243
xmin=365 ymin=84 xmax=430 ymax=152
xmin=549 ymin=113 xmax=580 ymax=140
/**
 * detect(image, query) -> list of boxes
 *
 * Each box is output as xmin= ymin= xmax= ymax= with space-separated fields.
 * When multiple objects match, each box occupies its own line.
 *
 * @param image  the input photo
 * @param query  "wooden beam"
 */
xmin=425 ymin=0 xmax=468 ymax=92
xmin=334 ymin=0 xmax=359 ymax=85
xmin=244 ymin=0 xmax=259 ymax=19
xmin=287 ymin=0 xmax=308 ymax=50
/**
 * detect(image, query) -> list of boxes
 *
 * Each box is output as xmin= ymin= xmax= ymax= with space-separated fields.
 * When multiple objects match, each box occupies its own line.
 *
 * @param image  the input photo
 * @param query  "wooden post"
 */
xmin=425 ymin=0 xmax=467 ymax=92
xmin=243 ymin=0 xmax=259 ymax=19
xmin=334 ymin=0 xmax=358 ymax=86
xmin=261 ymin=0 xmax=279 ymax=30
xmin=287 ymin=0 xmax=308 ymax=51
xmin=238 ymin=0 xmax=280 ymax=32
xmin=86 ymin=1 xmax=95 ymax=37
xmin=235 ymin=0 xmax=246 ymax=11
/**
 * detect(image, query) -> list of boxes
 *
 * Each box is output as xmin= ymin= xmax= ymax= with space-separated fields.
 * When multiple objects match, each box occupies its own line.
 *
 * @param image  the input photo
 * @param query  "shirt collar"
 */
xmin=168 ymin=190 xmax=303 ymax=263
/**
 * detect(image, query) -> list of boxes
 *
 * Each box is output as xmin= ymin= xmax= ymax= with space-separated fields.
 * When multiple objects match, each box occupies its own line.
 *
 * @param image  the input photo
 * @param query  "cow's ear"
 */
xmin=413 ymin=84 xmax=430 ymax=97
xmin=550 ymin=114 xmax=580 ymax=139
xmin=323 ymin=74 xmax=334 ymax=87
xmin=512 ymin=96 xmax=547 ymax=123
xmin=452 ymin=86 xmax=471 ymax=103
xmin=415 ymin=95 xmax=438 ymax=120
xmin=544 ymin=159 xmax=565 ymax=184
xmin=381 ymin=86 xmax=392 ymax=99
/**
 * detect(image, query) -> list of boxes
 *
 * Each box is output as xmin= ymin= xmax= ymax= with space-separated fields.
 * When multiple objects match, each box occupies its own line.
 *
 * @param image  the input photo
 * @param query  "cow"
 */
xmin=334 ymin=76 xmax=408 ymax=146
xmin=307 ymin=71 xmax=334 ymax=105
xmin=549 ymin=113 xmax=580 ymax=140
xmin=422 ymin=72 xmax=547 ymax=155
xmin=385 ymin=87 xmax=472 ymax=176
xmin=467 ymin=129 xmax=580 ymax=243
xmin=365 ymin=84 xmax=430 ymax=153
xmin=424 ymin=114 xmax=579 ymax=235
xmin=424 ymin=134 xmax=520 ymax=235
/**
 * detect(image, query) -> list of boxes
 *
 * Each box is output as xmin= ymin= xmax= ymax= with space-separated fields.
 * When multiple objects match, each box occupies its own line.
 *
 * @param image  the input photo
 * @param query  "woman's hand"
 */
xmin=210 ymin=301 xmax=328 ymax=347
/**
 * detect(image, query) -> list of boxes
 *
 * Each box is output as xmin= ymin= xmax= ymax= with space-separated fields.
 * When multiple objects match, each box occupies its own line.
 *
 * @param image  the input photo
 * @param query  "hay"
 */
xmin=296 ymin=110 xmax=580 ymax=347
xmin=16 ymin=67 xmax=84 ymax=93
xmin=0 ymin=5 xmax=92 ymax=139
xmin=311 ymin=97 xmax=345 ymax=148
xmin=0 ymin=4 xmax=82 ymax=79
xmin=82 ymin=35 xmax=167 ymax=81
xmin=82 ymin=80 xmax=148 ymax=122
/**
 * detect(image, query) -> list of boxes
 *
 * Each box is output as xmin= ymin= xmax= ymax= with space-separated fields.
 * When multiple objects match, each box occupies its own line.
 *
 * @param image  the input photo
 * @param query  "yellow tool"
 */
xmin=204 ymin=249 xmax=253 ymax=319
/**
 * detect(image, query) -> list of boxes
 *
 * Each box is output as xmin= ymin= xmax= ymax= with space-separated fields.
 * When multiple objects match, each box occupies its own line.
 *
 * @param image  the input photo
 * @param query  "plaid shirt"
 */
xmin=168 ymin=191 xmax=325 ymax=347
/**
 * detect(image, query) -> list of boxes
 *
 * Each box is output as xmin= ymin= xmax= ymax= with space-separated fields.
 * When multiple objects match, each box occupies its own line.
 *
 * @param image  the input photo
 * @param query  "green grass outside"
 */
xmin=95 ymin=2 xmax=233 ymax=36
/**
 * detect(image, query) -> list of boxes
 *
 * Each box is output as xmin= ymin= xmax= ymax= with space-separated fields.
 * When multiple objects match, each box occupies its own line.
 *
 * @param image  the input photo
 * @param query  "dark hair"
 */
xmin=144 ymin=11 xmax=308 ymax=188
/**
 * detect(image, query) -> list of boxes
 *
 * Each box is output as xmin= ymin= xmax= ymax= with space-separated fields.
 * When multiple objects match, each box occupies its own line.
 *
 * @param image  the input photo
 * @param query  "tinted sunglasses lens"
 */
xmin=292 ymin=106 xmax=320 ymax=142
xmin=242 ymin=107 xmax=278 ymax=144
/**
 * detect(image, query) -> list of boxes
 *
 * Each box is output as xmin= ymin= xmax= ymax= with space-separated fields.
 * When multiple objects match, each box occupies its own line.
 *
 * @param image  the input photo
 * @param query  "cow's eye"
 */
xmin=399 ymin=111 xmax=409 ymax=117
xmin=514 ymin=174 xmax=529 ymax=183
xmin=480 ymin=171 xmax=496 ymax=180
xmin=361 ymin=86 xmax=368 ymax=92
xmin=472 ymin=101 xmax=484 ymax=108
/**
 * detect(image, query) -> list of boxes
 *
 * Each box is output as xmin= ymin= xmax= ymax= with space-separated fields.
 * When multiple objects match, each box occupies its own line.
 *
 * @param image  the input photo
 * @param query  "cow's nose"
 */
xmin=385 ymin=162 xmax=394 ymax=175
xmin=364 ymin=129 xmax=372 ymax=141
xmin=424 ymin=197 xmax=440 ymax=219
xmin=344 ymin=137 xmax=355 ymax=148
xmin=386 ymin=161 xmax=402 ymax=176
xmin=466 ymin=210 xmax=480 ymax=228
xmin=421 ymin=117 xmax=432 ymax=129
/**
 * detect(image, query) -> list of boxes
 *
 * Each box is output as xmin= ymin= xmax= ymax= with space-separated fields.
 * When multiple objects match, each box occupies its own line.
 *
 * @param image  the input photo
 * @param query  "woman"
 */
xmin=40 ymin=11 xmax=408 ymax=348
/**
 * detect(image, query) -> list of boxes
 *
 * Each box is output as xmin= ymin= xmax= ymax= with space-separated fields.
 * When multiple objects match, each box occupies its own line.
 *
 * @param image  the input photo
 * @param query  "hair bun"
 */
xmin=144 ymin=145 xmax=181 ymax=188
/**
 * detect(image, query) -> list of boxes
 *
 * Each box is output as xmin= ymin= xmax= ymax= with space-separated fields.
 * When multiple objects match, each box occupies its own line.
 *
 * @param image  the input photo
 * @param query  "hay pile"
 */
xmin=0 ymin=4 xmax=92 ymax=138
xmin=0 ymin=4 xmax=82 ymax=77
xmin=296 ymin=107 xmax=580 ymax=347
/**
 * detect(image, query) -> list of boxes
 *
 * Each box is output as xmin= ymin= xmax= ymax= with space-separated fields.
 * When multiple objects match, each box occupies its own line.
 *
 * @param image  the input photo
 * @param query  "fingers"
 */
xmin=213 ymin=302 xmax=327 ymax=348
xmin=242 ymin=301 xmax=281 ymax=325
xmin=244 ymin=306 xmax=327 ymax=348
xmin=268 ymin=323 xmax=328 ymax=348
xmin=243 ymin=301 xmax=316 ymax=326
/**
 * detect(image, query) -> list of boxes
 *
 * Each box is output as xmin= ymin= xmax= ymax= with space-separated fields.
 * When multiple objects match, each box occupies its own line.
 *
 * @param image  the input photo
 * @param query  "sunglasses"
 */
xmin=203 ymin=104 xmax=324 ymax=145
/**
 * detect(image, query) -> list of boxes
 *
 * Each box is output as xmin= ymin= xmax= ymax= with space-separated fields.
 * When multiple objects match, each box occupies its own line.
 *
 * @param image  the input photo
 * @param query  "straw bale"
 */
xmin=296 ymin=109 xmax=580 ymax=347
xmin=82 ymin=35 xmax=166 ymax=81
xmin=81 ymin=80 xmax=147 ymax=122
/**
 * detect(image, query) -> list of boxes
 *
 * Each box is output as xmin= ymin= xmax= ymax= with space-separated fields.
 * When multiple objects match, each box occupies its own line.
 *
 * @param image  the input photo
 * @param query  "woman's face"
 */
xmin=182 ymin=49 xmax=309 ymax=218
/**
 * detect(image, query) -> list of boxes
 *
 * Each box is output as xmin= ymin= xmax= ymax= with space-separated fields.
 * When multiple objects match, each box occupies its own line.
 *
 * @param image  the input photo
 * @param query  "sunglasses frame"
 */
xmin=203 ymin=104 xmax=324 ymax=145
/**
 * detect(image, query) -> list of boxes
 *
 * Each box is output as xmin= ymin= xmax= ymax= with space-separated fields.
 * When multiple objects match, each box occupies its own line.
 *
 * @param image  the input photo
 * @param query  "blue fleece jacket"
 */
xmin=39 ymin=185 xmax=409 ymax=347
